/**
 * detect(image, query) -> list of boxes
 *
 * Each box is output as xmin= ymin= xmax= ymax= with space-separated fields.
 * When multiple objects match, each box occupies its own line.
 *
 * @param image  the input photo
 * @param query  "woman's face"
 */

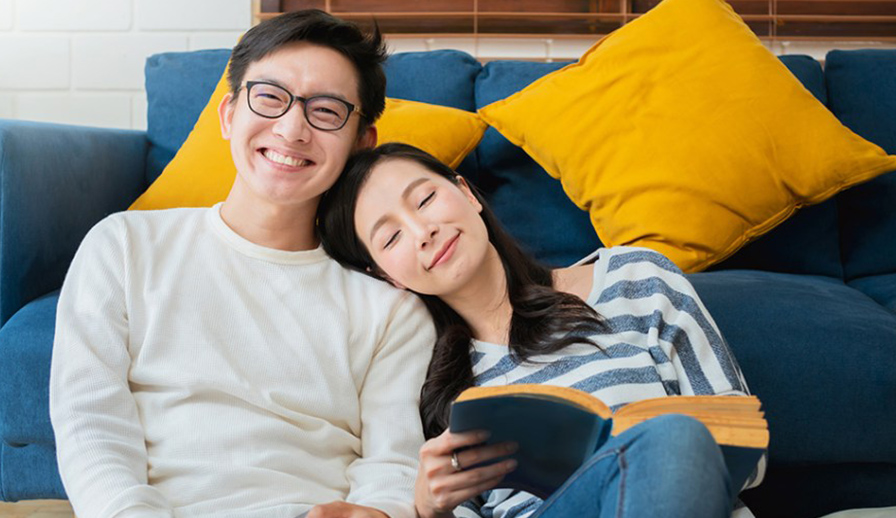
xmin=354 ymin=158 xmax=491 ymax=296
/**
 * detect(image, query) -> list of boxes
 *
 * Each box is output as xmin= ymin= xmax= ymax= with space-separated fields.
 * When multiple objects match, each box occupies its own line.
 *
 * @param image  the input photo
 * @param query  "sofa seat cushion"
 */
xmin=0 ymin=442 xmax=65 ymax=501
xmin=0 ymin=292 xmax=58 ymax=446
xmin=848 ymin=273 xmax=896 ymax=314
xmin=687 ymin=271 xmax=896 ymax=465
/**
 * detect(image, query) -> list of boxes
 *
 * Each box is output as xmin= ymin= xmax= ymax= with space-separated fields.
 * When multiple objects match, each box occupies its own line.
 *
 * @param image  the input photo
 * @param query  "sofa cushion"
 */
xmin=383 ymin=49 xmax=481 ymax=112
xmin=478 ymin=0 xmax=896 ymax=274
xmin=145 ymin=48 xmax=231 ymax=185
xmin=0 ymin=292 xmax=58 ymax=446
xmin=472 ymin=53 xmax=842 ymax=272
xmin=825 ymin=49 xmax=896 ymax=280
xmin=0 ymin=442 xmax=65 ymax=501
xmin=687 ymin=271 xmax=896 ymax=465
xmin=385 ymin=50 xmax=482 ymax=178
xmin=474 ymin=60 xmax=601 ymax=267
xmin=709 ymin=55 xmax=844 ymax=279
xmin=848 ymin=273 xmax=896 ymax=314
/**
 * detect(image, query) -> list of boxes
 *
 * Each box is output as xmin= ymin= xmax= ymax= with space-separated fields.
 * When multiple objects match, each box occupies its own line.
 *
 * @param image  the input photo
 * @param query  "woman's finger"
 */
xmin=421 ymin=428 xmax=489 ymax=459
xmin=452 ymin=441 xmax=517 ymax=471
xmin=431 ymin=462 xmax=517 ymax=509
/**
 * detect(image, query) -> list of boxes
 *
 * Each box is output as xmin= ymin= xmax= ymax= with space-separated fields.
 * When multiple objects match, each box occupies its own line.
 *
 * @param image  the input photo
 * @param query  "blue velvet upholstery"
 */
xmin=0 ymin=292 xmax=57 ymax=446
xmin=0 ymin=120 xmax=147 ymax=327
xmin=688 ymin=271 xmax=896 ymax=464
xmin=384 ymin=50 xmax=481 ymax=112
xmin=849 ymin=273 xmax=896 ymax=314
xmin=144 ymin=49 xmax=231 ymax=185
xmin=825 ymin=50 xmax=896 ymax=280
xmin=0 ymin=443 xmax=65 ymax=501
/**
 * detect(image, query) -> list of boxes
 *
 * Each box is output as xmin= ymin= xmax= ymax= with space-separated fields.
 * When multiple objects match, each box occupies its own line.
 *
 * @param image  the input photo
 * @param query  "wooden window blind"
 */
xmin=257 ymin=0 xmax=896 ymax=42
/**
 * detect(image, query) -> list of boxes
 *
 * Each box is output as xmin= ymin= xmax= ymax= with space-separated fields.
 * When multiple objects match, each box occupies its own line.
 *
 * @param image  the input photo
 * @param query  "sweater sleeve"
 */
xmin=603 ymin=247 xmax=750 ymax=397
xmin=49 ymin=217 xmax=175 ymax=518
xmin=345 ymin=292 xmax=436 ymax=518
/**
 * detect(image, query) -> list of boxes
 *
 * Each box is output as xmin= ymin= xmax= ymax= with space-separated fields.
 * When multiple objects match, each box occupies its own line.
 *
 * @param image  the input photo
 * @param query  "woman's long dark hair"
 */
xmin=318 ymin=143 xmax=606 ymax=439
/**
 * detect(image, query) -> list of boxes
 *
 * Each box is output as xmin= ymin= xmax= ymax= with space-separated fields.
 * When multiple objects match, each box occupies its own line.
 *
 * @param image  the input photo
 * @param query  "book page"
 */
xmin=456 ymin=384 xmax=612 ymax=418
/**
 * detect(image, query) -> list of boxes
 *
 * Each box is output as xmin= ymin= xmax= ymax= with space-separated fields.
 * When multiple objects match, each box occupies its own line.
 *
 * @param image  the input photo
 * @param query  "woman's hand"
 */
xmin=414 ymin=429 xmax=518 ymax=518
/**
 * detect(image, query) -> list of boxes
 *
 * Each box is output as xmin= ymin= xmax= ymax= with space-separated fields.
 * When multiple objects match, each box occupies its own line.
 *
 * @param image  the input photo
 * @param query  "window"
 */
xmin=258 ymin=0 xmax=896 ymax=42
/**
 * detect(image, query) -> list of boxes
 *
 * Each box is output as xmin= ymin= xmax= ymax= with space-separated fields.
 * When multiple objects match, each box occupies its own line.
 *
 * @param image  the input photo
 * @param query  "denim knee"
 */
xmin=646 ymin=413 xmax=717 ymax=452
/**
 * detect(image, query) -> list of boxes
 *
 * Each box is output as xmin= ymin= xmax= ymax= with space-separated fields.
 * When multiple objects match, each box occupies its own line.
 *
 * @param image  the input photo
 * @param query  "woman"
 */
xmin=317 ymin=143 xmax=762 ymax=518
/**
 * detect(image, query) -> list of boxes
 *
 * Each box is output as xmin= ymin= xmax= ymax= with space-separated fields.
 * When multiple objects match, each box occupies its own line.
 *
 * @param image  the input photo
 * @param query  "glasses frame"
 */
xmin=243 ymin=80 xmax=364 ymax=131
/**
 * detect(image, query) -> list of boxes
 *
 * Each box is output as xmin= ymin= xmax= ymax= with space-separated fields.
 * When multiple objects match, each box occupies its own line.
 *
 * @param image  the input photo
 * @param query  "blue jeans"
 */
xmin=531 ymin=414 xmax=735 ymax=518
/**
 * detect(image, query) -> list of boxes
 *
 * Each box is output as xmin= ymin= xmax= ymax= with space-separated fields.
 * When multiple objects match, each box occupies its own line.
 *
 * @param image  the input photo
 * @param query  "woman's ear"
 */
xmin=455 ymin=176 xmax=483 ymax=213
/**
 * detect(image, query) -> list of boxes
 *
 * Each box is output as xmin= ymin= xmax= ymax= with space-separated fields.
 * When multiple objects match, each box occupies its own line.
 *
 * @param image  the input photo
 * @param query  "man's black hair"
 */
xmin=228 ymin=9 xmax=387 ymax=128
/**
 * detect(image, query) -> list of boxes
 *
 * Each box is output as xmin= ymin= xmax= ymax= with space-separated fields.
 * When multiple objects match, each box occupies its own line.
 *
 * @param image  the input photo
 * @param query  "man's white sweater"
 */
xmin=49 ymin=205 xmax=435 ymax=518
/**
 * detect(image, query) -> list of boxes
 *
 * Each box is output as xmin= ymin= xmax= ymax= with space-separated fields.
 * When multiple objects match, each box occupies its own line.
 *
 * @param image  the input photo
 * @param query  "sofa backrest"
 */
xmin=824 ymin=50 xmax=896 ymax=281
xmin=143 ymin=48 xmax=895 ymax=277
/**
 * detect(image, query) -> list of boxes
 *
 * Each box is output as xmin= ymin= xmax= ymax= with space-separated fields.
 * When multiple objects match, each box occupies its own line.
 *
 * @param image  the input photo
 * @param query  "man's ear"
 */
xmin=355 ymin=124 xmax=377 ymax=151
xmin=455 ymin=176 xmax=483 ymax=213
xmin=218 ymin=92 xmax=235 ymax=139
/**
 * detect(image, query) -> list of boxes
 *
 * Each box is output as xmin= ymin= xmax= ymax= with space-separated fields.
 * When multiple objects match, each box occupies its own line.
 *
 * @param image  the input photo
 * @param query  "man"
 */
xmin=49 ymin=10 xmax=434 ymax=518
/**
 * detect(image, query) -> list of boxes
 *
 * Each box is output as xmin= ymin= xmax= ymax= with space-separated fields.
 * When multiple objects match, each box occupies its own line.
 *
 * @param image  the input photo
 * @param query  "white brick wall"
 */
xmin=18 ymin=0 xmax=132 ymax=31
xmin=0 ymin=36 xmax=70 ymax=88
xmin=73 ymin=34 xmax=189 ymax=89
xmin=135 ymin=0 xmax=250 ymax=31
xmin=2 ymin=1 xmax=895 ymax=130
xmin=0 ymin=93 xmax=13 ymax=118
xmin=0 ymin=0 xmax=13 ymax=31
xmin=17 ymin=92 xmax=132 ymax=127
xmin=0 ymin=0 xmax=252 ymax=130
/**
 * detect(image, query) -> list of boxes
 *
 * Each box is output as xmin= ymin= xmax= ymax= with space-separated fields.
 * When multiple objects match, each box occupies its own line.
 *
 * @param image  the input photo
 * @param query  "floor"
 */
xmin=0 ymin=500 xmax=74 ymax=518
xmin=0 ymin=500 xmax=894 ymax=517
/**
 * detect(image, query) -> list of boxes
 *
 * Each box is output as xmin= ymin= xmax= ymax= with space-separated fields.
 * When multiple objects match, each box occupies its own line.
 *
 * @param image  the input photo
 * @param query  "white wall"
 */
xmin=1 ymin=0 xmax=894 ymax=131
xmin=0 ymin=0 xmax=251 ymax=129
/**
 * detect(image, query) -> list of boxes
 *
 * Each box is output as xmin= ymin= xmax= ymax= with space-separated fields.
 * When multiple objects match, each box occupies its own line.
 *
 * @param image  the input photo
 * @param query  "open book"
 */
xmin=449 ymin=384 xmax=768 ymax=499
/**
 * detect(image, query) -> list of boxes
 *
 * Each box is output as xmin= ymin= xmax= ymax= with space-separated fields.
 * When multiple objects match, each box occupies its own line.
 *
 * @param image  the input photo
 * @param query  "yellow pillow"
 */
xmin=130 ymin=72 xmax=486 ymax=211
xmin=478 ymin=0 xmax=896 ymax=273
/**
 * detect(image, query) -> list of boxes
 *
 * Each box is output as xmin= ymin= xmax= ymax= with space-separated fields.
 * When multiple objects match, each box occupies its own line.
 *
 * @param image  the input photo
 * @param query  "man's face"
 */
xmin=219 ymin=42 xmax=376 ymax=210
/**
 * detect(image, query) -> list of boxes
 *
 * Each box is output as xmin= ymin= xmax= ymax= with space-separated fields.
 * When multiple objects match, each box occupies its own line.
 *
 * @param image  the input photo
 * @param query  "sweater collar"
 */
xmin=207 ymin=203 xmax=329 ymax=265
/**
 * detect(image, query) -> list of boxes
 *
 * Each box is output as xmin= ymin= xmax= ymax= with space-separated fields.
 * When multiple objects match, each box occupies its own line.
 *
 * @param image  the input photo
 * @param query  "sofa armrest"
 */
xmin=0 ymin=120 xmax=148 ymax=327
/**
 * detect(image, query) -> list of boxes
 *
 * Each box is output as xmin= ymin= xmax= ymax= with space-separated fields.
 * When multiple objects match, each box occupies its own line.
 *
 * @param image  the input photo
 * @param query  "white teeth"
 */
xmin=263 ymin=149 xmax=310 ymax=167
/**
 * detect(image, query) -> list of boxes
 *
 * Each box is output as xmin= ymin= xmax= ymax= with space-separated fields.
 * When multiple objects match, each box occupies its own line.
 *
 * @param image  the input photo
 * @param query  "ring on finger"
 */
xmin=450 ymin=451 xmax=463 ymax=472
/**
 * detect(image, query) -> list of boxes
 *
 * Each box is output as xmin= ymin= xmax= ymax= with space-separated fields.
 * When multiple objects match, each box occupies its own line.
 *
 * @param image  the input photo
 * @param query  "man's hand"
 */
xmin=306 ymin=502 xmax=390 ymax=518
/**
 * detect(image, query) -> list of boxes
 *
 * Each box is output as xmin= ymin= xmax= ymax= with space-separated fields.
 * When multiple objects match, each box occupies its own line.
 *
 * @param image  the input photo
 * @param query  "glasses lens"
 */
xmin=305 ymin=97 xmax=350 ymax=130
xmin=248 ymin=83 xmax=291 ymax=117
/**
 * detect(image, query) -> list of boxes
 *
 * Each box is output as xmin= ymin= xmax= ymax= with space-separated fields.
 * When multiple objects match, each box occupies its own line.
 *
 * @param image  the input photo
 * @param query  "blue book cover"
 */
xmin=449 ymin=385 xmax=766 ymax=499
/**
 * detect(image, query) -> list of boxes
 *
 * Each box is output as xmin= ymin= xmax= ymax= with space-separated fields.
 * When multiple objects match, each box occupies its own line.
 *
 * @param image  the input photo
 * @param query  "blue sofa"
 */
xmin=1 ymin=47 xmax=894 ymax=518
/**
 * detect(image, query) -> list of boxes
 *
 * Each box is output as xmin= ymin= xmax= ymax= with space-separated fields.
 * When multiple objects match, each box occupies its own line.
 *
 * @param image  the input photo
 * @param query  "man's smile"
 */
xmin=261 ymin=148 xmax=314 ymax=168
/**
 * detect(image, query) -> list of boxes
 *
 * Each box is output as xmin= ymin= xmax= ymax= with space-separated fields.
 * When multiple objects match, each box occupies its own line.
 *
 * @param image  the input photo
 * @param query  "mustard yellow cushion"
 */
xmin=130 ymin=72 xmax=486 ymax=211
xmin=478 ymin=0 xmax=896 ymax=273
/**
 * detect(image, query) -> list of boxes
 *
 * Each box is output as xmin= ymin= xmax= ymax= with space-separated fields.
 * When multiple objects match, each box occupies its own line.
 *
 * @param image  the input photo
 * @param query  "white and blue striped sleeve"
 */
xmin=595 ymin=247 xmax=750 ymax=397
